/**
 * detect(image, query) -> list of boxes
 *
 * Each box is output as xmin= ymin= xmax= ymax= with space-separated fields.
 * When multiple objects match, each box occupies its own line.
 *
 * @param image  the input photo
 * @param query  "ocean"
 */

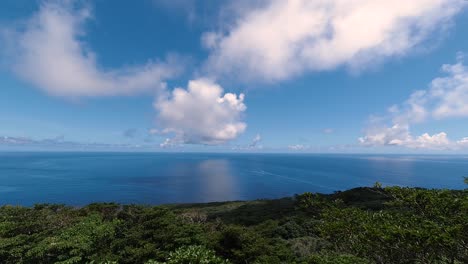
xmin=0 ymin=152 xmax=467 ymax=206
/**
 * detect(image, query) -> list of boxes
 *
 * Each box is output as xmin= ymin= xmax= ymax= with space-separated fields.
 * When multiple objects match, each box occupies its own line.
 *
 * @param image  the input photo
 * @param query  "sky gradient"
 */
xmin=1 ymin=0 xmax=468 ymax=153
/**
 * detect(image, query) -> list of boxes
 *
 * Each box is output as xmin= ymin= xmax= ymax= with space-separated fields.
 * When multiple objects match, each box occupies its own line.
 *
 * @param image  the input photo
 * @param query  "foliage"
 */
xmin=317 ymin=187 xmax=468 ymax=264
xmin=210 ymin=224 xmax=293 ymax=263
xmin=147 ymin=245 xmax=229 ymax=264
xmin=307 ymin=252 xmax=370 ymax=264
xmin=0 ymin=185 xmax=467 ymax=263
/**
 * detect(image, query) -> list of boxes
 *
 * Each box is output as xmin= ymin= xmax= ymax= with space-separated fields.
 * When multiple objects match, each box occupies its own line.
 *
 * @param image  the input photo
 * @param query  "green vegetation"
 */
xmin=1 ymin=184 xmax=467 ymax=263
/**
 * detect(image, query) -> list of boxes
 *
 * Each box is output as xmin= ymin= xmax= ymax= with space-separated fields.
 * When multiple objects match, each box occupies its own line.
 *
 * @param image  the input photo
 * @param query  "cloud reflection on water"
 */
xmin=195 ymin=159 xmax=238 ymax=202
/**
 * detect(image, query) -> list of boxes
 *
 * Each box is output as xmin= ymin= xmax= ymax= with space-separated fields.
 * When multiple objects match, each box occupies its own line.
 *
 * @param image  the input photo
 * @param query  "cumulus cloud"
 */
xmin=203 ymin=0 xmax=466 ymax=82
xmin=154 ymin=78 xmax=247 ymax=145
xmin=359 ymin=124 xmax=412 ymax=147
xmin=413 ymin=132 xmax=451 ymax=149
xmin=7 ymin=1 xmax=179 ymax=97
xmin=359 ymin=57 xmax=468 ymax=150
xmin=359 ymin=127 xmax=454 ymax=150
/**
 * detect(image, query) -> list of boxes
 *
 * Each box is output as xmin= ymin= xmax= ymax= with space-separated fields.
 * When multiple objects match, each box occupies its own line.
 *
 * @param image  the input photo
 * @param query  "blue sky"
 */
xmin=1 ymin=0 xmax=468 ymax=153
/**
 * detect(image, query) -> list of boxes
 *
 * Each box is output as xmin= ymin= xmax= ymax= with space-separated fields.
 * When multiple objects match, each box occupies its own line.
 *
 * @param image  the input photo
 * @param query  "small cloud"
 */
xmin=159 ymin=138 xmax=182 ymax=148
xmin=0 ymin=136 xmax=34 ymax=145
xmin=248 ymin=134 xmax=262 ymax=148
xmin=232 ymin=133 xmax=263 ymax=150
xmin=160 ymin=138 xmax=171 ymax=148
xmin=322 ymin=128 xmax=334 ymax=134
xmin=288 ymin=144 xmax=309 ymax=151
xmin=457 ymin=137 xmax=468 ymax=146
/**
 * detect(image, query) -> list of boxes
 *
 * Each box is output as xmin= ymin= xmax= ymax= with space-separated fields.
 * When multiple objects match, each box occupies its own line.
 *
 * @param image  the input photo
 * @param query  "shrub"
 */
xmin=147 ymin=245 xmax=229 ymax=264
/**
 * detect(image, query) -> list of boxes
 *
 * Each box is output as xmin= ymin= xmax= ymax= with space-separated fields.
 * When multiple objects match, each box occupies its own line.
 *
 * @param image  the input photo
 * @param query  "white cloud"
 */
xmin=359 ymin=128 xmax=453 ymax=150
xmin=359 ymin=58 xmax=468 ymax=150
xmin=154 ymin=78 xmax=247 ymax=145
xmin=413 ymin=132 xmax=451 ymax=149
xmin=232 ymin=133 xmax=263 ymax=150
xmin=0 ymin=136 xmax=34 ymax=145
xmin=160 ymin=138 xmax=178 ymax=148
xmin=203 ymin=0 xmax=466 ymax=82
xmin=457 ymin=137 xmax=468 ymax=146
xmin=0 ymin=135 xmax=143 ymax=150
xmin=431 ymin=62 xmax=468 ymax=118
xmin=9 ymin=2 xmax=179 ymax=97
xmin=288 ymin=144 xmax=308 ymax=151
xmin=359 ymin=124 xmax=412 ymax=147
xmin=249 ymin=133 xmax=262 ymax=148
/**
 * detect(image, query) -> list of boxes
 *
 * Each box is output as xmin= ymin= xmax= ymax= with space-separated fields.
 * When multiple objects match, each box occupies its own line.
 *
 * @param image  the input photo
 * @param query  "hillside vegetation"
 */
xmin=0 ymin=183 xmax=467 ymax=263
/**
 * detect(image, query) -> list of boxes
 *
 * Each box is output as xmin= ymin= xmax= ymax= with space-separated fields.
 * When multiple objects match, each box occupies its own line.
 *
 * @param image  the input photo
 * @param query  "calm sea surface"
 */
xmin=0 ymin=152 xmax=467 ymax=206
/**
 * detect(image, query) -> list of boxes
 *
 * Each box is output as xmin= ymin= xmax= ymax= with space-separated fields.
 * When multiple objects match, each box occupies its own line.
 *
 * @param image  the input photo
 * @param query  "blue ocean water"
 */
xmin=0 ymin=152 xmax=467 ymax=206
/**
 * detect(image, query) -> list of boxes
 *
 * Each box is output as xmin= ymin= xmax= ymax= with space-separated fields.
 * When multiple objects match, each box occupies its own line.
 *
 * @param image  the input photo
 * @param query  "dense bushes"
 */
xmin=0 ymin=184 xmax=466 ymax=263
xmin=308 ymin=186 xmax=468 ymax=263
xmin=148 ymin=246 xmax=228 ymax=264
